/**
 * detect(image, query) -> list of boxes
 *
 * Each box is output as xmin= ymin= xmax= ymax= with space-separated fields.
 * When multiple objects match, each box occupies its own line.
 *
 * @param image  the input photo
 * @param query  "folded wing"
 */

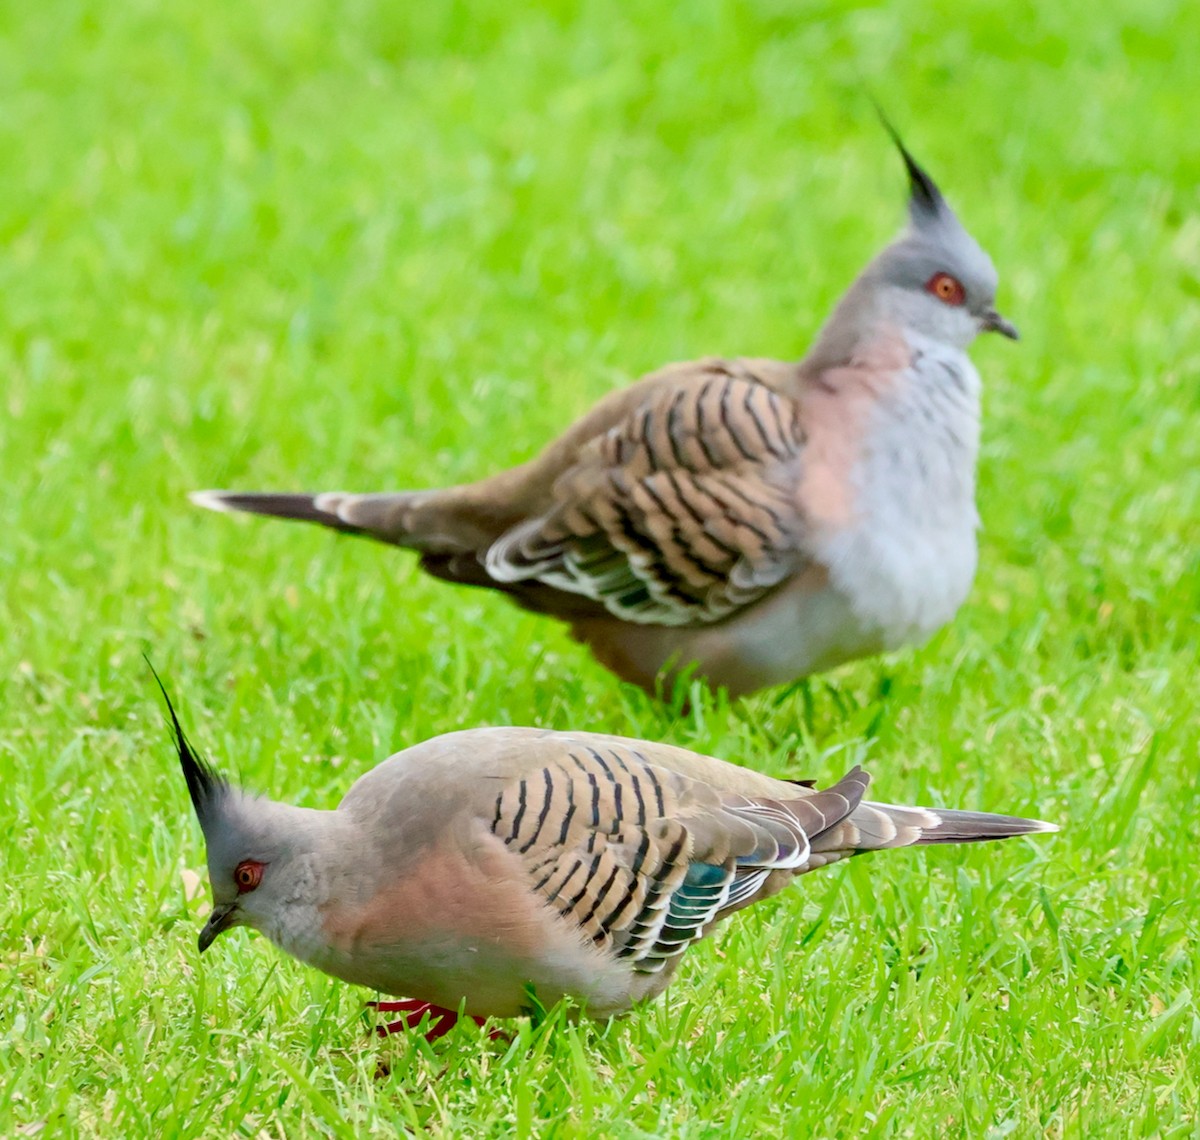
xmin=485 ymin=367 xmax=809 ymax=626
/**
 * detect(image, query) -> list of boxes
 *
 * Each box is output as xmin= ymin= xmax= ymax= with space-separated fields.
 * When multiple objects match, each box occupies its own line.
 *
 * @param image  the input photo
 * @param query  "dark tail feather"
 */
xmin=191 ymin=487 xmax=493 ymax=552
xmin=914 ymin=808 xmax=1059 ymax=845
xmin=825 ymin=799 xmax=1058 ymax=856
xmin=189 ymin=490 xmax=364 ymax=534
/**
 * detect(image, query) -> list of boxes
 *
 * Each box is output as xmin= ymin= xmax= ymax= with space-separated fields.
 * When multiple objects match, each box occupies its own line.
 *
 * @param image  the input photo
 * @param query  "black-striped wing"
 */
xmin=484 ymin=363 xmax=808 ymax=626
xmin=487 ymin=745 xmax=868 ymax=974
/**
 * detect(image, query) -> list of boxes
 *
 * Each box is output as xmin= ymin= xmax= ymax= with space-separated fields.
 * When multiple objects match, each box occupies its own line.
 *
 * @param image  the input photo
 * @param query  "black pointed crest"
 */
xmin=872 ymin=104 xmax=947 ymax=223
xmin=144 ymin=655 xmax=227 ymax=824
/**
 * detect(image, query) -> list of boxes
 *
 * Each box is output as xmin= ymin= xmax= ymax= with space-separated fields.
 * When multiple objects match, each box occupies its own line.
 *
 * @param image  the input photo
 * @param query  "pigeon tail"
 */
xmin=189 ymin=490 xmax=362 ymax=532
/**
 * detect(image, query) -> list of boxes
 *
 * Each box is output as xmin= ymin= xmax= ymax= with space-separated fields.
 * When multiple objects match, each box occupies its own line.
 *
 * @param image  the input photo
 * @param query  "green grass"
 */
xmin=2 ymin=0 xmax=1198 ymax=1135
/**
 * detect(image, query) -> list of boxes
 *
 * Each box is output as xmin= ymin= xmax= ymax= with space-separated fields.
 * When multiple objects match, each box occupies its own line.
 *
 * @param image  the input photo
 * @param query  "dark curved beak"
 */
xmin=982 ymin=309 xmax=1019 ymax=340
xmin=198 ymin=902 xmax=238 ymax=953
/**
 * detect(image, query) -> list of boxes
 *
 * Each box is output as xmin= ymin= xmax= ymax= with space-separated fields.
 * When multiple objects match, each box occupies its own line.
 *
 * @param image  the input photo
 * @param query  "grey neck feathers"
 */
xmin=801 ymin=271 xmax=897 ymax=374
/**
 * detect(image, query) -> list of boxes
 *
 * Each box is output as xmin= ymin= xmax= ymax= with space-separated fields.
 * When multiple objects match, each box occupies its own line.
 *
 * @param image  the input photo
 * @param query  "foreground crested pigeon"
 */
xmin=191 ymin=125 xmax=1017 ymax=698
xmin=160 ymin=681 xmax=1054 ymax=1037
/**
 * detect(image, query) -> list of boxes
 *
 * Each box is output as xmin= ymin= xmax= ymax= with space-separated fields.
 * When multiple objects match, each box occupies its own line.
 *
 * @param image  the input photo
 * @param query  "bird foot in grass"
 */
xmin=368 ymin=999 xmax=508 ymax=1042
xmin=369 ymin=999 xmax=458 ymax=1041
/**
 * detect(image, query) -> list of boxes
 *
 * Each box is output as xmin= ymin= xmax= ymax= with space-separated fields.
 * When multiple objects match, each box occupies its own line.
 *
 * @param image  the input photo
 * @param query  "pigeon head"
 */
xmin=865 ymin=122 xmax=1018 ymax=348
xmin=148 ymin=663 xmax=330 ymax=954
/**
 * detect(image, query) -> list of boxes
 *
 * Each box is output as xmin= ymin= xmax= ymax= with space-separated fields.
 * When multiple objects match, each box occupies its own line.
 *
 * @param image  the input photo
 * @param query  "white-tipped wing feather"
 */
xmin=484 ymin=745 xmax=869 ymax=974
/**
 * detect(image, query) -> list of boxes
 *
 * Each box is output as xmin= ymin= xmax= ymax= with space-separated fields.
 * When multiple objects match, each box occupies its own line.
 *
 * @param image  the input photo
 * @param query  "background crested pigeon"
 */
xmin=160 ymin=678 xmax=1055 ymax=1038
xmin=192 ymin=127 xmax=1017 ymax=697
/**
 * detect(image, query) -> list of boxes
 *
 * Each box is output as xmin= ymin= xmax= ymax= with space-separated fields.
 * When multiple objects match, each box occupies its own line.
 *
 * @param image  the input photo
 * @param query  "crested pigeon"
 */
xmin=160 ymin=680 xmax=1055 ymax=1037
xmin=192 ymin=126 xmax=1018 ymax=698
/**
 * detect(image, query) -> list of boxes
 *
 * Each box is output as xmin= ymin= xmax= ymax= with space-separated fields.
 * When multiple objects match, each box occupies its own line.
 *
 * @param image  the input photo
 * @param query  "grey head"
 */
xmin=827 ymin=118 xmax=1018 ymax=353
xmin=149 ymin=663 xmax=328 ymax=953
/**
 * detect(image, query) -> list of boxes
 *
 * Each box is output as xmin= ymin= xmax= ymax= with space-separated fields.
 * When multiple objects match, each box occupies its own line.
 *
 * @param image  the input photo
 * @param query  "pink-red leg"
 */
xmin=368 ymin=999 xmax=458 ymax=1041
xmin=368 ymin=1000 xmax=509 ymax=1043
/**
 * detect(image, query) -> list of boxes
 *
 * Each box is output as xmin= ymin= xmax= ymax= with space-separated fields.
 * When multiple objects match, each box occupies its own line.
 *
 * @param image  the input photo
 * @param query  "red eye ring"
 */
xmin=925 ymin=272 xmax=966 ymax=306
xmin=233 ymin=860 xmax=264 ymax=893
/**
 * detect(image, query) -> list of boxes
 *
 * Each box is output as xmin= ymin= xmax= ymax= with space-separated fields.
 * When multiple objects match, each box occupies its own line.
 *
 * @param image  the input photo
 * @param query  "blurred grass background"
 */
xmin=1 ymin=0 xmax=1197 ymax=1135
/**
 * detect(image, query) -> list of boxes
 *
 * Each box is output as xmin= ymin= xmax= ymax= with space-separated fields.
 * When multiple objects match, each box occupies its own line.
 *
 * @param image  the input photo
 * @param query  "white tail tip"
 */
xmin=189 ymin=490 xmax=238 ymax=513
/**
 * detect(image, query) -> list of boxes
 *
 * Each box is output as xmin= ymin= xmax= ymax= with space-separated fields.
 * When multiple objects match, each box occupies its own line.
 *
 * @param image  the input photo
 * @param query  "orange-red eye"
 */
xmin=234 ymin=860 xmax=264 ymax=893
xmin=925 ymin=272 xmax=966 ymax=306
